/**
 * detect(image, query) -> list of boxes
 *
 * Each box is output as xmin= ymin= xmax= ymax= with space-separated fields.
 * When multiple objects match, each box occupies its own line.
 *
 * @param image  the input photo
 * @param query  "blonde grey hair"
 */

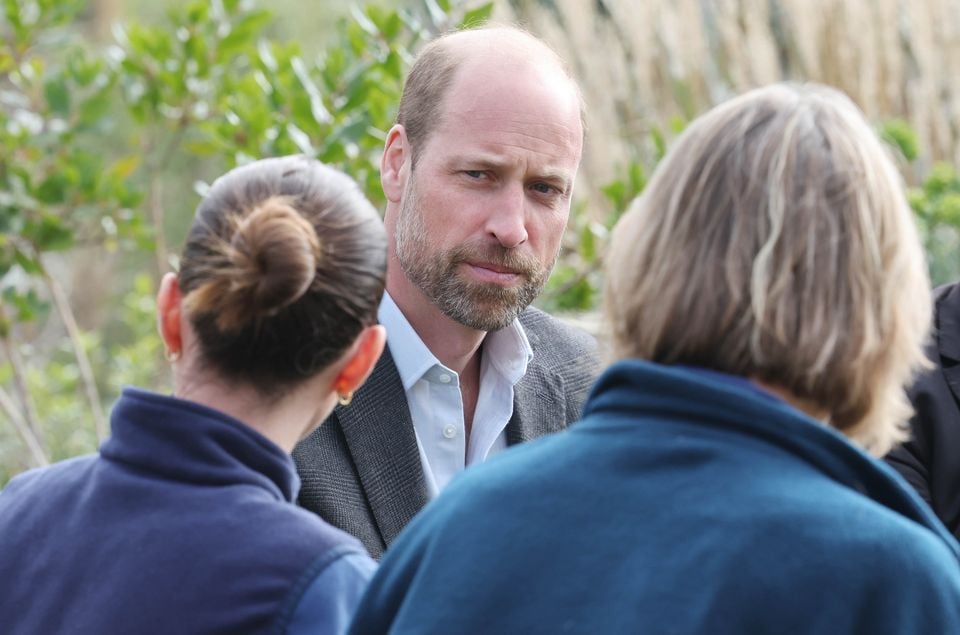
xmin=604 ymin=83 xmax=931 ymax=456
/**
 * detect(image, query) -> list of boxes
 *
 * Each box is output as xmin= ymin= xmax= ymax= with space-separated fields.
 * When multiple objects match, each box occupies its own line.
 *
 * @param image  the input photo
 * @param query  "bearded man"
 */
xmin=293 ymin=25 xmax=600 ymax=559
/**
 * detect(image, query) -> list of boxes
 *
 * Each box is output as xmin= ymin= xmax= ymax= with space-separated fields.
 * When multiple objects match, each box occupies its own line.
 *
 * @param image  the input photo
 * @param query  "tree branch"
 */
xmin=0 ymin=384 xmax=48 ymax=467
xmin=0 ymin=325 xmax=46 ymax=457
xmin=34 ymin=251 xmax=108 ymax=441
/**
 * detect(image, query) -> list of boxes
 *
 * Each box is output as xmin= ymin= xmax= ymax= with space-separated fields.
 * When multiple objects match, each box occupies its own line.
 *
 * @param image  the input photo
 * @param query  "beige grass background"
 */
xmin=496 ymin=0 xmax=960 ymax=198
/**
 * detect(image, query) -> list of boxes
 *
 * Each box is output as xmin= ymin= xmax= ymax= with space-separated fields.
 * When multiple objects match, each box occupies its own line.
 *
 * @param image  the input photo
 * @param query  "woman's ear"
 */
xmin=156 ymin=272 xmax=183 ymax=357
xmin=334 ymin=325 xmax=387 ymax=399
xmin=380 ymin=125 xmax=410 ymax=204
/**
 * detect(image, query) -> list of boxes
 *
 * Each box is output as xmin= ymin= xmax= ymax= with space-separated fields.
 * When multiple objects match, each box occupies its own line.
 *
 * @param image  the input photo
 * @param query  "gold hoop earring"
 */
xmin=164 ymin=348 xmax=181 ymax=363
xmin=338 ymin=392 xmax=353 ymax=407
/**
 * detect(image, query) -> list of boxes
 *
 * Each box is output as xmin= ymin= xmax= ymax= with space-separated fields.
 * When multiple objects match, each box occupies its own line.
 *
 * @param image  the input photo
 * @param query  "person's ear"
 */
xmin=333 ymin=325 xmax=386 ymax=401
xmin=381 ymin=124 xmax=410 ymax=204
xmin=156 ymin=272 xmax=183 ymax=359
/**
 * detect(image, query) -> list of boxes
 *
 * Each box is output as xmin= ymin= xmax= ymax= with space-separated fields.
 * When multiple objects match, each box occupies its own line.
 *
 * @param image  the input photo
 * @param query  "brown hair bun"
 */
xmin=176 ymin=156 xmax=386 ymax=396
xmin=185 ymin=197 xmax=322 ymax=333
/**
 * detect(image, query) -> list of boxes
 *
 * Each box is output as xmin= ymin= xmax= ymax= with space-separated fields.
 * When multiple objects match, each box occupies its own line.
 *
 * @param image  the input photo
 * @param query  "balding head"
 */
xmin=395 ymin=25 xmax=584 ymax=167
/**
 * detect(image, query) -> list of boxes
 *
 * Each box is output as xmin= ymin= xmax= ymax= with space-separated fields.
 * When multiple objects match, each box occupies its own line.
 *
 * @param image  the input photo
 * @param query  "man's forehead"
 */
xmin=437 ymin=110 xmax=582 ymax=158
xmin=439 ymin=61 xmax=581 ymax=134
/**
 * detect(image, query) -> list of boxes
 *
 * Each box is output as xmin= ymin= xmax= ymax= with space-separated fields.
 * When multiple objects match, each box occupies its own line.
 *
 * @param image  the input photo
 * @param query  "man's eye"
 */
xmin=464 ymin=170 xmax=485 ymax=179
xmin=531 ymin=182 xmax=557 ymax=195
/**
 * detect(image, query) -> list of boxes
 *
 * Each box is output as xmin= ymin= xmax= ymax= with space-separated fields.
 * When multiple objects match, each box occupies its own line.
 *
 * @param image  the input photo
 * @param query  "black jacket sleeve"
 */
xmin=885 ymin=283 xmax=960 ymax=539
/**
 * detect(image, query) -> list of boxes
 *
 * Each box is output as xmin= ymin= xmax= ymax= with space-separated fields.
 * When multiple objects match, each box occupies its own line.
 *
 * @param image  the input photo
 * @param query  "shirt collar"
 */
xmin=378 ymin=292 xmax=439 ymax=391
xmin=483 ymin=313 xmax=533 ymax=386
xmin=378 ymin=291 xmax=534 ymax=389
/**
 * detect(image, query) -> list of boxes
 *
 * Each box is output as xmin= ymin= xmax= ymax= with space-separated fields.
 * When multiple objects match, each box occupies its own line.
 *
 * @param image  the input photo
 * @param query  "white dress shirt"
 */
xmin=378 ymin=292 xmax=533 ymax=498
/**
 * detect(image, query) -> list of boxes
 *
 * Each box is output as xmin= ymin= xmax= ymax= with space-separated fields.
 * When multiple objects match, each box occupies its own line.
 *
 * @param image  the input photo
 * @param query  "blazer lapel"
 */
xmin=507 ymin=358 xmax=567 ymax=446
xmin=336 ymin=349 xmax=429 ymax=547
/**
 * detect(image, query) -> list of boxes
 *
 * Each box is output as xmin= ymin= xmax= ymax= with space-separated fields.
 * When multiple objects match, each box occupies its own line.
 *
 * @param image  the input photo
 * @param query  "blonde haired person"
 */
xmin=349 ymin=84 xmax=960 ymax=635
xmin=0 ymin=156 xmax=387 ymax=634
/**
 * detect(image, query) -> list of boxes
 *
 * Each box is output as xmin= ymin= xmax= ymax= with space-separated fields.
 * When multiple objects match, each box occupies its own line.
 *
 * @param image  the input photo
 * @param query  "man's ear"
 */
xmin=157 ymin=272 xmax=183 ymax=356
xmin=381 ymin=124 xmax=410 ymax=204
xmin=334 ymin=325 xmax=387 ymax=398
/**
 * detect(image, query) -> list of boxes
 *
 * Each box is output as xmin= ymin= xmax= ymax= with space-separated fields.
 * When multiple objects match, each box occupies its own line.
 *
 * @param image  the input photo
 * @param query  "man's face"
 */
xmin=395 ymin=175 xmax=555 ymax=331
xmin=393 ymin=60 xmax=583 ymax=332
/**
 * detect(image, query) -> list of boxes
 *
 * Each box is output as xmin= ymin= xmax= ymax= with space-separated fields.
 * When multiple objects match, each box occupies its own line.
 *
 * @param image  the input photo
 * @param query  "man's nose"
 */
xmin=485 ymin=185 xmax=528 ymax=249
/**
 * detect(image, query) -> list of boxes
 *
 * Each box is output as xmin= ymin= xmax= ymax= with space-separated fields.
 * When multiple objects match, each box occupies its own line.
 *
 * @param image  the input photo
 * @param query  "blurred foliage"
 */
xmin=882 ymin=120 xmax=960 ymax=286
xmin=0 ymin=0 xmax=492 ymax=483
xmin=908 ymin=163 xmax=960 ymax=286
xmin=539 ymin=119 xmax=681 ymax=314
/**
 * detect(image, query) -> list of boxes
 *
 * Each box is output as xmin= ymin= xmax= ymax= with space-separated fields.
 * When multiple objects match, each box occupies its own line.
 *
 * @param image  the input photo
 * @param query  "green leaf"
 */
xmin=219 ymin=10 xmax=272 ymax=57
xmin=628 ymin=162 xmax=646 ymax=195
xmin=13 ymin=248 xmax=42 ymax=274
xmin=68 ymin=55 xmax=103 ymax=86
xmin=25 ymin=215 xmax=74 ymax=252
xmin=108 ymin=155 xmax=141 ymax=181
xmin=924 ymin=163 xmax=958 ymax=198
xmin=0 ymin=47 xmax=15 ymax=74
xmin=578 ymin=223 xmax=595 ymax=260
xmin=907 ymin=188 xmax=927 ymax=216
xmin=460 ymin=3 xmax=494 ymax=28
xmin=650 ymin=126 xmax=667 ymax=162
xmin=34 ymin=174 xmax=68 ymax=204
xmin=350 ymin=5 xmax=379 ymax=36
xmin=44 ymin=77 xmax=71 ymax=117
xmin=291 ymin=56 xmax=332 ymax=124
xmin=936 ymin=193 xmax=960 ymax=225
xmin=285 ymin=123 xmax=315 ymax=156
xmin=3 ymin=287 xmax=49 ymax=324
xmin=880 ymin=118 xmax=919 ymax=163
xmin=668 ymin=115 xmax=687 ymax=136
xmin=185 ymin=1 xmax=209 ymax=25
xmin=380 ymin=11 xmax=403 ymax=41
xmin=601 ymin=180 xmax=626 ymax=207
xmin=382 ymin=50 xmax=404 ymax=81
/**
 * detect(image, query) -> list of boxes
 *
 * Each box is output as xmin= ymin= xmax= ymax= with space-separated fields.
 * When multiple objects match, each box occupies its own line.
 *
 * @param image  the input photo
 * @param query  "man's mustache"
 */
xmin=447 ymin=243 xmax=541 ymax=278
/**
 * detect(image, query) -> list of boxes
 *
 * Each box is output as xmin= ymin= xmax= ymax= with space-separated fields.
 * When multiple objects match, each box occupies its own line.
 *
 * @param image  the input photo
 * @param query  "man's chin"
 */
xmin=432 ymin=290 xmax=523 ymax=332
xmin=451 ymin=310 xmax=519 ymax=332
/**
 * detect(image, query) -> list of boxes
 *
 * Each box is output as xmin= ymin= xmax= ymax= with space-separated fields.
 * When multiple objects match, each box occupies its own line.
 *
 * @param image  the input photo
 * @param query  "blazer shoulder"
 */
xmin=520 ymin=307 xmax=599 ymax=358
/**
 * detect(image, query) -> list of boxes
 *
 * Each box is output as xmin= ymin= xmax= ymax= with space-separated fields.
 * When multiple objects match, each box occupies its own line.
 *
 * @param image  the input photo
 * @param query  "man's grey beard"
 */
xmin=394 ymin=179 xmax=555 ymax=332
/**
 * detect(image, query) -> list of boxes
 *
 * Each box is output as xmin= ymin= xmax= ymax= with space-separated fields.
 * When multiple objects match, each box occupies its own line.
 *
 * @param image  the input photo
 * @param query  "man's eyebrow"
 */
xmin=445 ymin=154 xmax=510 ymax=169
xmin=536 ymin=170 xmax=574 ymax=194
xmin=446 ymin=155 xmax=574 ymax=192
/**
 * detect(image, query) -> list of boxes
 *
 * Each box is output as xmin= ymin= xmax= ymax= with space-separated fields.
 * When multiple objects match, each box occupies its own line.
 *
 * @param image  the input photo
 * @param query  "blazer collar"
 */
xmin=336 ymin=348 xmax=429 ymax=547
xmin=337 ymin=310 xmax=566 ymax=544
xmin=506 ymin=318 xmax=567 ymax=445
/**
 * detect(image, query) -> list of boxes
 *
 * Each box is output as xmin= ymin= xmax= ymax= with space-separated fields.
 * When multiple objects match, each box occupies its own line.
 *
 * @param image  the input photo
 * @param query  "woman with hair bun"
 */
xmin=0 ymin=156 xmax=388 ymax=634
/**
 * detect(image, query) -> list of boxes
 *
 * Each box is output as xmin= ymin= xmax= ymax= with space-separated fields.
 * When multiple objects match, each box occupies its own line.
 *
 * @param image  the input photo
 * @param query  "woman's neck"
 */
xmin=174 ymin=369 xmax=335 ymax=453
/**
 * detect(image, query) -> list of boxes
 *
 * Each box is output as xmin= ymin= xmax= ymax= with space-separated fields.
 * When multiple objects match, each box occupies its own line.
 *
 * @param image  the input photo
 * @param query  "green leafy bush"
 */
xmin=0 ymin=0 xmax=492 ymax=482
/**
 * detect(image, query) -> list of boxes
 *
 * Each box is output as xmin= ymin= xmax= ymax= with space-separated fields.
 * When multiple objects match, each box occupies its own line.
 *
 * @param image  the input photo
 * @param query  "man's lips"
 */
xmin=461 ymin=261 xmax=524 ymax=284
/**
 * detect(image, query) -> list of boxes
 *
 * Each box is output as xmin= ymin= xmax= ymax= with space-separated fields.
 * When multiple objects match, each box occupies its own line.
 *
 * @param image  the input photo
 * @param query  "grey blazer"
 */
xmin=293 ymin=307 xmax=601 ymax=558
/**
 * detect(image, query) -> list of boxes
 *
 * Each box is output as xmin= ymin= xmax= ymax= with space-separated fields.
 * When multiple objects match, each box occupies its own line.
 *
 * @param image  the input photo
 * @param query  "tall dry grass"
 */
xmin=497 ymin=0 xmax=960 ymax=197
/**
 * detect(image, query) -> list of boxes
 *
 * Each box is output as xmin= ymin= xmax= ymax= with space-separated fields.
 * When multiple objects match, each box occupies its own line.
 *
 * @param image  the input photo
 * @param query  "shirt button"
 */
xmin=442 ymin=424 xmax=457 ymax=439
xmin=438 ymin=373 xmax=452 ymax=384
